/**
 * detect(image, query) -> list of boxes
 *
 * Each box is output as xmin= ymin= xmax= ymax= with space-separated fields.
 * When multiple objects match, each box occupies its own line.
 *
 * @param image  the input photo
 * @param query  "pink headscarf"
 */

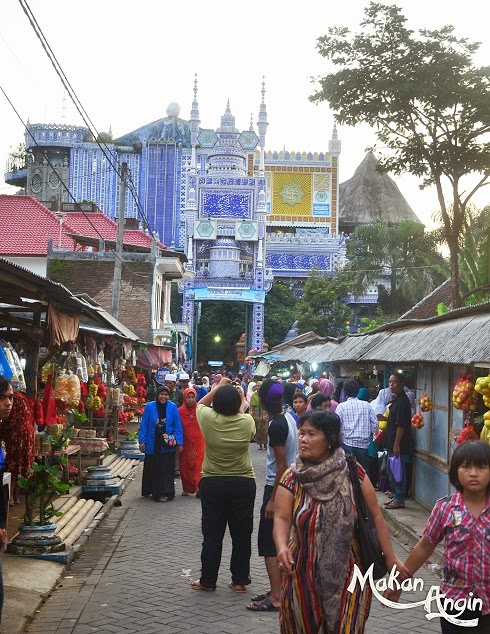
xmin=318 ymin=378 xmax=338 ymax=412
xmin=319 ymin=379 xmax=334 ymax=397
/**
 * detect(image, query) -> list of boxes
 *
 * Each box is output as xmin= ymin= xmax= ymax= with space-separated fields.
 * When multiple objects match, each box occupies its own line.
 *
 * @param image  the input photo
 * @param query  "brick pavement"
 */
xmin=26 ymin=448 xmax=444 ymax=634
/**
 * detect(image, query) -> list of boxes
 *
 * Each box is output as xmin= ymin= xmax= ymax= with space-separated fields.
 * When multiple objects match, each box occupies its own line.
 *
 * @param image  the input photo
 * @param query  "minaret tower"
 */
xmin=328 ymin=124 xmax=341 ymax=234
xmin=256 ymin=76 xmax=269 ymax=150
xmin=189 ymin=73 xmax=201 ymax=148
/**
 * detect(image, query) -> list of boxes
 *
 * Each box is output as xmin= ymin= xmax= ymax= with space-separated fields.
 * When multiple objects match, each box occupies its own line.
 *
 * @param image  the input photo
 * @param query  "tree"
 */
xmin=344 ymin=220 xmax=448 ymax=318
xmin=297 ymin=268 xmax=354 ymax=338
xmin=459 ymin=205 xmax=490 ymax=303
xmin=311 ymin=2 xmax=490 ymax=308
xmin=264 ymin=282 xmax=299 ymax=348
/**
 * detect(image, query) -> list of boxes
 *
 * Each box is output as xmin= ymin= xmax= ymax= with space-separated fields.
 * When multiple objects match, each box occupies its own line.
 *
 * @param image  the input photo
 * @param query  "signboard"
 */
xmin=194 ymin=288 xmax=266 ymax=304
xmin=155 ymin=368 xmax=171 ymax=385
xmin=208 ymin=361 xmax=223 ymax=367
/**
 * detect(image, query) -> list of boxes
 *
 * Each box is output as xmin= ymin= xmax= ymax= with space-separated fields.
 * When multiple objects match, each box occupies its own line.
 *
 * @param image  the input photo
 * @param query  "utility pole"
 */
xmin=111 ymin=162 xmax=128 ymax=319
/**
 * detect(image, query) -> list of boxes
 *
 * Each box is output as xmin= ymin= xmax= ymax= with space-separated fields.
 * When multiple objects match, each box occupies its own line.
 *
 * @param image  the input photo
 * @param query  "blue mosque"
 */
xmin=4 ymin=77 xmax=419 ymax=349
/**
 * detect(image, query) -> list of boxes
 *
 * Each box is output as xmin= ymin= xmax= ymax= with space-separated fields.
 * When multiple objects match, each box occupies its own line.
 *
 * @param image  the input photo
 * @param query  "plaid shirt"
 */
xmin=424 ymin=491 xmax=490 ymax=615
xmin=335 ymin=397 xmax=378 ymax=449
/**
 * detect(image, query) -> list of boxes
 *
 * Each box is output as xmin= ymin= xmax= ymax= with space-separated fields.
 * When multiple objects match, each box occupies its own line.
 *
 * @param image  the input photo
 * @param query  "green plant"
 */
xmin=18 ymin=429 xmax=72 ymax=526
xmin=125 ymin=431 xmax=138 ymax=441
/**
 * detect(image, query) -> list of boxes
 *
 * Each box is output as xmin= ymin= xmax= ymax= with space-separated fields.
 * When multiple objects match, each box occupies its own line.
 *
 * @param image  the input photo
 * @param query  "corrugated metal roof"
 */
xmin=326 ymin=331 xmax=392 ymax=362
xmin=358 ymin=312 xmax=490 ymax=364
xmin=281 ymin=341 xmax=339 ymax=364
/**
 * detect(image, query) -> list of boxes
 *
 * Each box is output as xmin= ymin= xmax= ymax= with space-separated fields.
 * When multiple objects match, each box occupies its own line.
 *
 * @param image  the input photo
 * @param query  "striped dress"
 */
xmin=279 ymin=466 xmax=372 ymax=633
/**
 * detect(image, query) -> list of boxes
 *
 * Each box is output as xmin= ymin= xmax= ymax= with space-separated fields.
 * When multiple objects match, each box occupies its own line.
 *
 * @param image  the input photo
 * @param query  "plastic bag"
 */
xmin=389 ymin=455 xmax=403 ymax=482
xmin=379 ymin=451 xmax=388 ymax=475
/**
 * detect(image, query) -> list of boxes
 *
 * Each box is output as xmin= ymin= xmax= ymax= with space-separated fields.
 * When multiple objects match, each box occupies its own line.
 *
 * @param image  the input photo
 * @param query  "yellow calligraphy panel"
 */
xmin=271 ymin=172 xmax=312 ymax=217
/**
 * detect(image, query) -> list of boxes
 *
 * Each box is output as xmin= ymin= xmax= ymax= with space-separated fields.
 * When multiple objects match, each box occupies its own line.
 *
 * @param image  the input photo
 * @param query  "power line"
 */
xmin=16 ymin=0 xmax=154 ymax=235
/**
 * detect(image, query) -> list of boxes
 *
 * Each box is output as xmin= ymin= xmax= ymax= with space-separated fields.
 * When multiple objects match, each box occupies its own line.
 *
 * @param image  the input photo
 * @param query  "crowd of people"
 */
xmin=134 ymin=369 xmax=489 ymax=632
xmin=0 ymin=368 xmax=487 ymax=631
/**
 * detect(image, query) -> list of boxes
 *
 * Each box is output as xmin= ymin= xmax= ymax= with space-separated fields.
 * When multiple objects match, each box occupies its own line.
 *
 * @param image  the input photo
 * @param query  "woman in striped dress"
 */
xmin=273 ymin=410 xmax=408 ymax=633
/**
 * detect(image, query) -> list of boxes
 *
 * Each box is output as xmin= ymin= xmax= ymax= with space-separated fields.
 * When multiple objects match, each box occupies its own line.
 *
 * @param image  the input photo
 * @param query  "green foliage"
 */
xmin=197 ymin=301 xmax=248 ymax=364
xmin=344 ymin=221 xmax=448 ymax=318
xmin=359 ymin=309 xmax=392 ymax=332
xmin=170 ymin=283 xmax=182 ymax=324
xmin=311 ymin=2 xmax=490 ymax=307
xmin=18 ymin=427 xmax=72 ymax=526
xmin=125 ymin=431 xmax=138 ymax=441
xmin=437 ymin=303 xmax=449 ymax=315
xmin=297 ymin=268 xmax=354 ymax=338
xmin=264 ymin=282 xmax=299 ymax=348
xmin=459 ymin=205 xmax=490 ymax=304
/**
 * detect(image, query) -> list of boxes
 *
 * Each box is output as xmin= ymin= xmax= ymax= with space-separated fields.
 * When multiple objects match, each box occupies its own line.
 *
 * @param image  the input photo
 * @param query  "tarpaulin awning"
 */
xmin=136 ymin=345 xmax=172 ymax=370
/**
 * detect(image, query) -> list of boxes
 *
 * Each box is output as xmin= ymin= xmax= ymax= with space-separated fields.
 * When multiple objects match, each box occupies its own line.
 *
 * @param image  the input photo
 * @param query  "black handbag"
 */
xmin=346 ymin=453 xmax=388 ymax=580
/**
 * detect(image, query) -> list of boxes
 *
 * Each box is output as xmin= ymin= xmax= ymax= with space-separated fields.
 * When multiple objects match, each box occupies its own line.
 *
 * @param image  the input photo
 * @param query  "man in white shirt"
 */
xmin=335 ymin=379 xmax=378 ymax=470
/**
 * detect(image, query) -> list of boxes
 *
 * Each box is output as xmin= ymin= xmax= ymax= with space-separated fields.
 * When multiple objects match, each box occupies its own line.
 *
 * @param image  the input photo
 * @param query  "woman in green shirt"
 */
xmin=191 ymin=377 xmax=256 ymax=593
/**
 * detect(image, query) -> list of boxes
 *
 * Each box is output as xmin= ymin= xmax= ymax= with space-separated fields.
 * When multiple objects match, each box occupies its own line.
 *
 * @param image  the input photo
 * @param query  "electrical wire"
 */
xmin=16 ymin=0 xmax=154 ymax=235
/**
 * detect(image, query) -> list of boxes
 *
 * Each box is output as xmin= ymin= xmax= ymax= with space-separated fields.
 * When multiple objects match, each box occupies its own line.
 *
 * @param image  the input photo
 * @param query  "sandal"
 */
xmin=246 ymin=597 xmax=280 ymax=612
xmin=229 ymin=582 xmax=247 ymax=593
xmin=251 ymin=590 xmax=271 ymax=602
xmin=191 ymin=580 xmax=215 ymax=592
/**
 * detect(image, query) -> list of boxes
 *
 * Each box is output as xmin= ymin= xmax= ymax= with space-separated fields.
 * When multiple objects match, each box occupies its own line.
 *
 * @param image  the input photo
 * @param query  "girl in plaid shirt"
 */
xmin=393 ymin=440 xmax=490 ymax=632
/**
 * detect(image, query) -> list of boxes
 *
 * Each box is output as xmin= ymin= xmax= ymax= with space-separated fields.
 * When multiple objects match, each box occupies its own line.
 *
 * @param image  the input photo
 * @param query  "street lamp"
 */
xmin=214 ymin=335 xmax=221 ymax=343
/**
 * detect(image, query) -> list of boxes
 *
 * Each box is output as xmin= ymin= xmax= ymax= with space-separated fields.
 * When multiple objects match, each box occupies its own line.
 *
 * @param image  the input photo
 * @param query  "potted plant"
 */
xmin=8 ymin=427 xmax=72 ymax=555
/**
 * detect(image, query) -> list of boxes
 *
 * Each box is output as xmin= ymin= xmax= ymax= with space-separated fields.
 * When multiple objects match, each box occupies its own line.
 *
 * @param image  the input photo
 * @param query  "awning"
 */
xmin=136 ymin=345 xmax=173 ymax=370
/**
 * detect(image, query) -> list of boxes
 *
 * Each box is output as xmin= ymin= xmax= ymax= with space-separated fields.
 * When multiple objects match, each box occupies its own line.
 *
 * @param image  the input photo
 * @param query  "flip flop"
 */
xmin=251 ymin=590 xmax=271 ymax=602
xmin=246 ymin=597 xmax=280 ymax=612
xmin=191 ymin=580 xmax=215 ymax=592
xmin=229 ymin=582 xmax=247 ymax=593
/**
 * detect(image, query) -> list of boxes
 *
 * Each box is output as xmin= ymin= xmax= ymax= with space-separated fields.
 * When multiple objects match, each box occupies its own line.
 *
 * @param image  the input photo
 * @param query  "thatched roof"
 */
xmin=339 ymin=153 xmax=421 ymax=229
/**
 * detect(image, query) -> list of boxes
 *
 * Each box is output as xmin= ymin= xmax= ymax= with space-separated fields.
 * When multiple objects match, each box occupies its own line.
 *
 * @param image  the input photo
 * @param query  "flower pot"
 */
xmin=8 ymin=523 xmax=65 ymax=555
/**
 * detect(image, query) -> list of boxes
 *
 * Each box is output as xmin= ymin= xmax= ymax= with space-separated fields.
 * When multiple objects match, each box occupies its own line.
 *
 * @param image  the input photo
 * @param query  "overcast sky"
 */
xmin=1 ymin=0 xmax=488 ymax=227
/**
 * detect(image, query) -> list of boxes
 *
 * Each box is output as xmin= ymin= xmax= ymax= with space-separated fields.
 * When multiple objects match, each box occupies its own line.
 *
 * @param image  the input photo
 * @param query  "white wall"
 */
xmin=3 ymin=256 xmax=47 ymax=277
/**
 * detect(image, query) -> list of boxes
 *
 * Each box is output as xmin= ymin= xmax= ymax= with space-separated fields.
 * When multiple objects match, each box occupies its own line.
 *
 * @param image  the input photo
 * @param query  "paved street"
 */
xmin=26 ymin=448 xmax=442 ymax=633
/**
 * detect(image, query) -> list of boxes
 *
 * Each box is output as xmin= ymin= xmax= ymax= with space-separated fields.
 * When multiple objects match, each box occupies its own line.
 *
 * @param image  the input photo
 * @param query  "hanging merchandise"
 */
xmin=419 ymin=393 xmax=432 ymax=412
xmin=53 ymin=371 xmax=81 ymax=405
xmin=475 ymin=374 xmax=490 ymax=408
xmin=411 ymin=412 xmax=425 ymax=429
xmin=0 ymin=340 xmax=26 ymax=391
xmin=452 ymin=372 xmax=478 ymax=411
xmin=0 ymin=345 xmax=13 ymax=380
xmin=455 ymin=415 xmax=479 ymax=444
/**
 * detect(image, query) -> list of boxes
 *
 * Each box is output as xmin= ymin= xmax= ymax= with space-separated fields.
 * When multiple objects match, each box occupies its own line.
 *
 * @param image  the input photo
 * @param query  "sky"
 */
xmin=0 ymin=0 xmax=488 ymax=228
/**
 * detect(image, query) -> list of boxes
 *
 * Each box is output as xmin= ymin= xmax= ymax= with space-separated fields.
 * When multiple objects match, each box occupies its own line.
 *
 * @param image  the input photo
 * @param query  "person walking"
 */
xmin=191 ymin=376 xmax=256 ymax=593
xmin=273 ymin=410 xmax=409 ymax=633
xmin=384 ymin=374 xmax=412 ymax=509
xmin=388 ymin=440 xmax=490 ymax=632
xmin=139 ymin=385 xmax=183 ymax=502
xmin=246 ymin=379 xmax=298 ymax=612
xmin=335 ymin=379 xmax=378 ymax=471
xmin=178 ymin=387 xmax=205 ymax=496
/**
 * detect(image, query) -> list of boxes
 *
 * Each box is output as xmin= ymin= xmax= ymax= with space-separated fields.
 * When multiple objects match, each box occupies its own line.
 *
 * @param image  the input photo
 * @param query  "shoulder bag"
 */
xmin=155 ymin=418 xmax=177 ymax=449
xmin=346 ymin=453 xmax=388 ymax=580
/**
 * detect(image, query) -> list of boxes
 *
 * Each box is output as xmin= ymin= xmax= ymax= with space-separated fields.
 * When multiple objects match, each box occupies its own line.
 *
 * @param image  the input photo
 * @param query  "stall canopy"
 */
xmin=136 ymin=345 xmax=173 ymax=370
xmin=0 ymin=258 xmax=139 ymax=344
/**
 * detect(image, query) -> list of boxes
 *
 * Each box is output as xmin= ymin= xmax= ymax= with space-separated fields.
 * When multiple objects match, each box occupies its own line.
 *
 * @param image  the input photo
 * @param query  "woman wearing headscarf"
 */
xmin=139 ymin=385 xmax=184 ymax=502
xmin=178 ymin=387 xmax=205 ymax=496
xmin=273 ymin=410 xmax=409 ymax=633
xmin=318 ymin=378 xmax=339 ymax=412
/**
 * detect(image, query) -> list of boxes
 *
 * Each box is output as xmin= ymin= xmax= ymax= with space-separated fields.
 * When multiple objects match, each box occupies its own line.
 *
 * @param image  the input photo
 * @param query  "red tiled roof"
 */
xmin=0 ymin=195 xmax=164 ymax=255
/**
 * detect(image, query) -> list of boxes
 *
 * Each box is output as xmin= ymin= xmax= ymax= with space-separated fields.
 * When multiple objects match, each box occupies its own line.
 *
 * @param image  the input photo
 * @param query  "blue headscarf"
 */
xmin=357 ymin=387 xmax=371 ymax=402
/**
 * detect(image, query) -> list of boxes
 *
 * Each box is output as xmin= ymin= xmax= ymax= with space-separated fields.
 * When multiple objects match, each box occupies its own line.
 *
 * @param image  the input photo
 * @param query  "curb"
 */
xmin=381 ymin=506 xmax=444 ymax=566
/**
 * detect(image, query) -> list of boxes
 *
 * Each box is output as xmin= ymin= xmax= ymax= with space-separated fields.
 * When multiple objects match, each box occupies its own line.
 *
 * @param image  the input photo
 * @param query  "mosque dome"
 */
xmin=166 ymin=102 xmax=181 ymax=118
xmin=96 ymin=131 xmax=113 ymax=143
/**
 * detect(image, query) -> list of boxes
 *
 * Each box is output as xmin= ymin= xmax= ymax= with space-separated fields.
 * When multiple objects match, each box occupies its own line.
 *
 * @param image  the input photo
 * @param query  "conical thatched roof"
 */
xmin=339 ymin=153 xmax=421 ymax=230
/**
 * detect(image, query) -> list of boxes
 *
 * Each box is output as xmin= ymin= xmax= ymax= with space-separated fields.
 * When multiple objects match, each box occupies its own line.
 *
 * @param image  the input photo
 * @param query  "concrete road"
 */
xmin=26 ymin=447 xmax=442 ymax=633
